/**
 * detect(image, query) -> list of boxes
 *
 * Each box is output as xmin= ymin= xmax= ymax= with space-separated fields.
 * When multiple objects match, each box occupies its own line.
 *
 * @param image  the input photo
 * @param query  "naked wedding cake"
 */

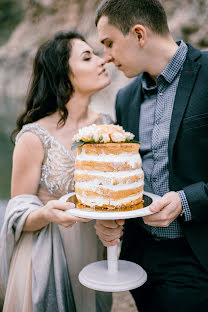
xmin=72 ymin=124 xmax=144 ymax=211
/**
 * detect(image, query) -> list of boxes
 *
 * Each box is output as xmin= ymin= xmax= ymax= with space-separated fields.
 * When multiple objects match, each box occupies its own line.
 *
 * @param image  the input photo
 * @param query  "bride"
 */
xmin=0 ymin=30 xmax=112 ymax=312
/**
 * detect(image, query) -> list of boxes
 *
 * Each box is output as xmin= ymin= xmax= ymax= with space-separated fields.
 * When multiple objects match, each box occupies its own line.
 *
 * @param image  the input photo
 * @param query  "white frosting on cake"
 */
xmin=76 ymin=180 xmax=144 ymax=191
xmin=75 ymin=168 xmax=143 ymax=178
xmin=76 ymin=149 xmax=142 ymax=167
xmin=76 ymin=192 xmax=143 ymax=208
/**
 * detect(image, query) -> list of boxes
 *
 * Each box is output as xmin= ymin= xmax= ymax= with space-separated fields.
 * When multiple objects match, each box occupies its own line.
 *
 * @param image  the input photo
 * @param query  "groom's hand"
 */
xmin=142 ymin=191 xmax=182 ymax=227
xmin=94 ymin=219 xmax=125 ymax=247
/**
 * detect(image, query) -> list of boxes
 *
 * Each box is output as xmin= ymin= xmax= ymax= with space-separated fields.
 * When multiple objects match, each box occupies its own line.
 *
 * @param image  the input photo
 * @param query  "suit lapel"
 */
xmin=168 ymin=48 xmax=201 ymax=166
xmin=127 ymin=79 xmax=143 ymax=141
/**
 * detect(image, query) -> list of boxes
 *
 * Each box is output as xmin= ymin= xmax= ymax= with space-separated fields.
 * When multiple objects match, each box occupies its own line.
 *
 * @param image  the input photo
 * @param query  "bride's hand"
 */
xmin=42 ymin=200 xmax=90 ymax=228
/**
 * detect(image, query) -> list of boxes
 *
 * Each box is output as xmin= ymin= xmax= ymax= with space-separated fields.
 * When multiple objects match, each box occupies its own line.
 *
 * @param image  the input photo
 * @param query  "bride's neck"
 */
xmin=65 ymin=93 xmax=91 ymax=126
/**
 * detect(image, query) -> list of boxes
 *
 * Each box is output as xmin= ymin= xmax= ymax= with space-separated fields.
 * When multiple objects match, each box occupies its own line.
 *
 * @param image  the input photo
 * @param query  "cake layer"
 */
xmin=74 ymin=168 xmax=144 ymax=185
xmin=75 ymin=184 xmax=143 ymax=201
xmin=75 ymin=160 xmax=141 ymax=171
xmin=75 ymin=180 xmax=144 ymax=191
xmin=76 ymin=149 xmax=142 ymax=172
xmin=76 ymin=192 xmax=143 ymax=208
xmin=76 ymin=148 xmax=141 ymax=164
xmin=76 ymin=201 xmax=144 ymax=211
xmin=77 ymin=143 xmax=140 ymax=156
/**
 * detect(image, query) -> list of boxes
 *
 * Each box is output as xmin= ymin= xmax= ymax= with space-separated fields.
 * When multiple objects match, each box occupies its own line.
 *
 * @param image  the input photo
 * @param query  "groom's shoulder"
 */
xmin=117 ymin=75 xmax=142 ymax=99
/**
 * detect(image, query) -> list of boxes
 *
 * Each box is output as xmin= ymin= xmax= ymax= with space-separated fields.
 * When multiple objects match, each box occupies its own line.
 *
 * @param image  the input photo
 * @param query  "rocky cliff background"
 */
xmin=0 ymin=0 xmax=208 ymax=199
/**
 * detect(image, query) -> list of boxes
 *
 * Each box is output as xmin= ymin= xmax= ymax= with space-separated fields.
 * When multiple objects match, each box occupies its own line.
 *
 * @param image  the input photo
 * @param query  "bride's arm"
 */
xmin=11 ymin=132 xmax=44 ymax=198
xmin=11 ymin=132 xmax=87 ymax=232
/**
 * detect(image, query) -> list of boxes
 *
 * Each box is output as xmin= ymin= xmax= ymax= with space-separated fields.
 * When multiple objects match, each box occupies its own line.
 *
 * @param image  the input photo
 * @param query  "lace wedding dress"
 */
xmin=3 ymin=115 xmax=112 ymax=312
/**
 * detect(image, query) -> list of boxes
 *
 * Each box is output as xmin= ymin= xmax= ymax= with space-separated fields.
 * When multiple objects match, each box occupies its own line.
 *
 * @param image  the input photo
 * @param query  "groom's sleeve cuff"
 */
xmin=177 ymin=190 xmax=192 ymax=222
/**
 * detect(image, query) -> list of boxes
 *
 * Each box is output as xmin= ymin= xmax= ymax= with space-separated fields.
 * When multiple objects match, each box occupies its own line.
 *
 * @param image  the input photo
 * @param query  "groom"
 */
xmin=94 ymin=0 xmax=208 ymax=311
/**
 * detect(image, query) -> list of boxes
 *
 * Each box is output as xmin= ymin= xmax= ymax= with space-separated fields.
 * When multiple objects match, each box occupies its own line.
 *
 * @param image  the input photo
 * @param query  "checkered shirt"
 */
xmin=139 ymin=40 xmax=191 ymax=239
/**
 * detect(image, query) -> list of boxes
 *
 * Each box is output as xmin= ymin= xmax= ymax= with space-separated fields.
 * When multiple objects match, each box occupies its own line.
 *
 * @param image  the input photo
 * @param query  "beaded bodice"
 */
xmin=16 ymin=123 xmax=75 ymax=197
xmin=15 ymin=115 xmax=113 ymax=199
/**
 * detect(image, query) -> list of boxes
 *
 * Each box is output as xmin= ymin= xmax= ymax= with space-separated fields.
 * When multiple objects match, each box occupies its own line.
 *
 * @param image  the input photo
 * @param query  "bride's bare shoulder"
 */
xmin=14 ymin=131 xmax=44 ymax=161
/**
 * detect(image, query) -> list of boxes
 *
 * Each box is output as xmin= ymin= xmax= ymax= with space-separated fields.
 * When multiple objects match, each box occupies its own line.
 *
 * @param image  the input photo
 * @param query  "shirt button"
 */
xmin=159 ymin=92 xmax=163 ymax=96
xmin=156 ymin=119 xmax=160 ymax=125
xmin=152 ymin=177 xmax=157 ymax=182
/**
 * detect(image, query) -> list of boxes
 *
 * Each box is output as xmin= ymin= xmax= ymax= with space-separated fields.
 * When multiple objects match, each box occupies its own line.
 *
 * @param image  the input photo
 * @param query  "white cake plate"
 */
xmin=60 ymin=191 xmax=161 ymax=292
xmin=60 ymin=191 xmax=160 ymax=219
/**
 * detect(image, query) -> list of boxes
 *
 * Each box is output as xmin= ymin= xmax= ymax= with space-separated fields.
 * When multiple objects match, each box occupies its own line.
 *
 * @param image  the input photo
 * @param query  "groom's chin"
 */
xmin=123 ymin=71 xmax=138 ymax=79
xmin=117 ymin=67 xmax=139 ymax=78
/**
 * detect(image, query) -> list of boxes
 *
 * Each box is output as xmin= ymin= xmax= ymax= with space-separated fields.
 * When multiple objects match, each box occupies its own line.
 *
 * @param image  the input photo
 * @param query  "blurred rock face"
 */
xmin=0 ymin=0 xmax=208 ymax=120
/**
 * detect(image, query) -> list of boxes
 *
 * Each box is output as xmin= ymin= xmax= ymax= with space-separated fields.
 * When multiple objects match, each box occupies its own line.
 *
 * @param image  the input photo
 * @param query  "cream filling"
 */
xmin=75 ymin=168 xmax=143 ymax=178
xmin=76 ymin=191 xmax=143 ymax=208
xmin=76 ymin=180 xmax=144 ymax=191
xmin=76 ymin=150 xmax=142 ymax=167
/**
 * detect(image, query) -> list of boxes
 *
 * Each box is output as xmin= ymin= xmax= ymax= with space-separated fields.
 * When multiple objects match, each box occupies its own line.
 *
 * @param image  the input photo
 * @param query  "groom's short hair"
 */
xmin=95 ymin=0 xmax=169 ymax=36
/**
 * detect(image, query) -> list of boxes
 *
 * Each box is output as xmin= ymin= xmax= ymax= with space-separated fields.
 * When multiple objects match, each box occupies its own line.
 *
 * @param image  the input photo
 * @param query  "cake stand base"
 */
xmin=60 ymin=192 xmax=161 ymax=292
xmin=79 ymin=260 xmax=147 ymax=292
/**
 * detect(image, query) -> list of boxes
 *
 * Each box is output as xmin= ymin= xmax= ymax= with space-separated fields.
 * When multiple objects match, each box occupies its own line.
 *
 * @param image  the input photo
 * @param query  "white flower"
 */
xmin=114 ymin=125 xmax=124 ymax=132
xmin=72 ymin=123 xmax=135 ymax=144
xmin=74 ymin=124 xmax=98 ymax=142
xmin=111 ymin=132 xmax=126 ymax=142
xmin=93 ymin=132 xmax=100 ymax=142
xmin=102 ymin=133 xmax=111 ymax=143
xmin=125 ymin=132 xmax=135 ymax=140
xmin=72 ymin=133 xmax=81 ymax=142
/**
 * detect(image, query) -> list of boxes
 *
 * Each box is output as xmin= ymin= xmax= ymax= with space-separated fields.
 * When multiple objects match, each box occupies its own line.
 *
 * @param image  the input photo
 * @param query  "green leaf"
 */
xmin=90 ymin=136 xmax=95 ymax=143
xmin=98 ymin=135 xmax=103 ymax=142
xmin=71 ymin=140 xmax=85 ymax=150
xmin=125 ymin=139 xmax=140 ymax=143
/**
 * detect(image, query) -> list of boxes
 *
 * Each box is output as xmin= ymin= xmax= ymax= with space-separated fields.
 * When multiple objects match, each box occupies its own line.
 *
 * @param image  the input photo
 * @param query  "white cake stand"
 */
xmin=60 ymin=191 xmax=160 ymax=292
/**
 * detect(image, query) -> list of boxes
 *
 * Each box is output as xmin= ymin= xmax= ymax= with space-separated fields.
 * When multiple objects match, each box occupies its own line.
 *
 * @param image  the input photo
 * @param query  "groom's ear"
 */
xmin=131 ymin=24 xmax=146 ymax=47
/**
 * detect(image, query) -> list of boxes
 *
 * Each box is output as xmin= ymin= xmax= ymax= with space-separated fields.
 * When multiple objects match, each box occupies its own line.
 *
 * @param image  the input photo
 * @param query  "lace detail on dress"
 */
xmin=16 ymin=123 xmax=75 ymax=196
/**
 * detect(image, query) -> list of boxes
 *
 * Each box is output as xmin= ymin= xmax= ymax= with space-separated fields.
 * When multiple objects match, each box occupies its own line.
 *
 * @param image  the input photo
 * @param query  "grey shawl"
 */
xmin=0 ymin=194 xmax=76 ymax=312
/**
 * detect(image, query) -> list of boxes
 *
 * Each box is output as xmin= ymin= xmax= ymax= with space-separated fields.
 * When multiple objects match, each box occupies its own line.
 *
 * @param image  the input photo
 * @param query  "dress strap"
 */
xmin=15 ymin=123 xmax=51 ymax=149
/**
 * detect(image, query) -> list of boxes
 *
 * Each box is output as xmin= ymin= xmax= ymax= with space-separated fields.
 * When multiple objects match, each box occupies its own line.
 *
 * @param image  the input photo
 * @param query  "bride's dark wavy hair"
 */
xmin=11 ymin=30 xmax=85 ymax=142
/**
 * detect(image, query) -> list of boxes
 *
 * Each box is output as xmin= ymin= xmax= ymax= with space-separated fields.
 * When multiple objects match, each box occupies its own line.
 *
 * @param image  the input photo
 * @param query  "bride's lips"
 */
xmin=98 ymin=68 xmax=106 ymax=75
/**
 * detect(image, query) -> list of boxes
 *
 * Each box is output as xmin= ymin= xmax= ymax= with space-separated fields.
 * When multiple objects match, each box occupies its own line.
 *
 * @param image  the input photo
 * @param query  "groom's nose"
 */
xmin=103 ymin=54 xmax=113 ymax=64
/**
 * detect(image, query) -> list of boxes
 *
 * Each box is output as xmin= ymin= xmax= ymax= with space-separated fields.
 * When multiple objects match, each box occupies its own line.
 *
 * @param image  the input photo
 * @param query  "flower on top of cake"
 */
xmin=71 ymin=124 xmax=136 ymax=150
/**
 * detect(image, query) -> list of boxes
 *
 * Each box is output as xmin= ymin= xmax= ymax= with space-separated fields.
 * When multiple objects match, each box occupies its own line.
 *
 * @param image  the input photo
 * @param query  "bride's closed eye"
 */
xmin=82 ymin=49 xmax=101 ymax=61
xmin=81 ymin=50 xmax=93 ymax=61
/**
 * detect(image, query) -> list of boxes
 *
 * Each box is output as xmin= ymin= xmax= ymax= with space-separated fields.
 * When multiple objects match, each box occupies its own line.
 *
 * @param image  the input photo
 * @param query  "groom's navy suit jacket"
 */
xmin=116 ymin=44 xmax=208 ymax=270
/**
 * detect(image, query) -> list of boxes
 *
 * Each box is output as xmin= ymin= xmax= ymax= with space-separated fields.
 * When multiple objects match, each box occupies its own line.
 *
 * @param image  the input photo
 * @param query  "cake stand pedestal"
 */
xmin=60 ymin=191 xmax=160 ymax=292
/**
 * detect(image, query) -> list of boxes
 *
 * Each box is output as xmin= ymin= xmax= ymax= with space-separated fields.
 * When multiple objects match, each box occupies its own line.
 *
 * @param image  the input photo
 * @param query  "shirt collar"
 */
xmin=141 ymin=72 xmax=157 ymax=92
xmin=158 ymin=40 xmax=188 ymax=84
